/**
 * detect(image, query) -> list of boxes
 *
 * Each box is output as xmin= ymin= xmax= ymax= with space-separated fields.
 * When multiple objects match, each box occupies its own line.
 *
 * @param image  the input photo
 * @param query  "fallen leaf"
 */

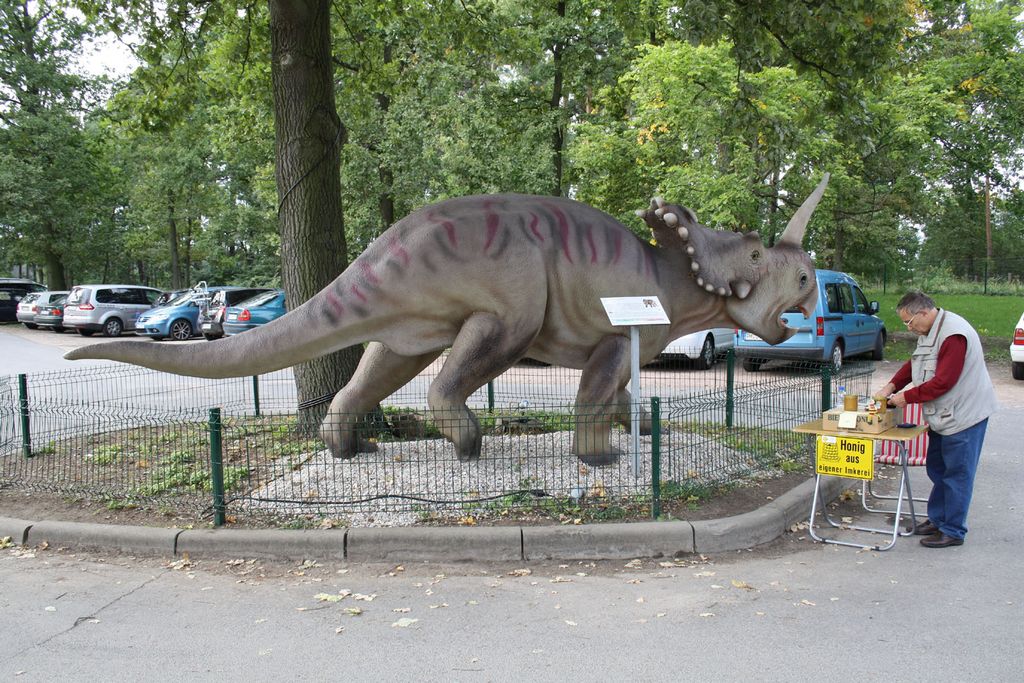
xmin=0 ymin=536 xmax=12 ymax=549
xmin=315 ymin=593 xmax=348 ymax=603
xmin=392 ymin=608 xmax=411 ymax=613
xmin=800 ymin=600 xmax=816 ymax=606
xmin=699 ymin=612 xmax=715 ymax=618
xmin=564 ymin=620 xmax=578 ymax=627
xmin=343 ymin=607 xmax=362 ymax=616
xmin=391 ymin=618 xmax=419 ymax=628
xmin=693 ymin=571 xmax=716 ymax=577
xmin=353 ymin=593 xmax=376 ymax=602
xmin=550 ymin=576 xmax=572 ymax=583
xmin=731 ymin=580 xmax=755 ymax=591
xmin=508 ymin=568 xmax=533 ymax=577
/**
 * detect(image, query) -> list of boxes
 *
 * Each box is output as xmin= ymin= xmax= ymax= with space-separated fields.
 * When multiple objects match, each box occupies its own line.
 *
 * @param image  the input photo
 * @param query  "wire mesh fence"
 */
xmin=1 ymin=352 xmax=875 ymax=526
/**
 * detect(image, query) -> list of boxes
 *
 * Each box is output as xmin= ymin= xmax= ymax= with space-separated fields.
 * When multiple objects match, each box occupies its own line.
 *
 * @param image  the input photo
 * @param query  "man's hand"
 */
xmin=890 ymin=391 xmax=908 ymax=407
xmin=872 ymin=382 xmax=895 ymax=402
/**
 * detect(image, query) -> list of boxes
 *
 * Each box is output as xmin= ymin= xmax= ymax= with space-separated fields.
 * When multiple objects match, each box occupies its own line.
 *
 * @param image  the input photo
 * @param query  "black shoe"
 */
xmin=920 ymin=533 xmax=964 ymax=548
xmin=911 ymin=520 xmax=938 ymax=536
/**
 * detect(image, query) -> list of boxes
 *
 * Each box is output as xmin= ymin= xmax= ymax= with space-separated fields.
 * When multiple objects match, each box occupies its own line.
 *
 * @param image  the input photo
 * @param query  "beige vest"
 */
xmin=910 ymin=309 xmax=998 ymax=435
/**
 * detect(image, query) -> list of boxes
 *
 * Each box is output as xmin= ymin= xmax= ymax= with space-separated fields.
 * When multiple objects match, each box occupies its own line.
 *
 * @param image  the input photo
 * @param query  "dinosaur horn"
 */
xmin=778 ymin=173 xmax=830 ymax=246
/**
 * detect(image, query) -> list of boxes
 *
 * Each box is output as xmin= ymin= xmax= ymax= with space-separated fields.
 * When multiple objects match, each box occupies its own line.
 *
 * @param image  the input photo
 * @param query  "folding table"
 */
xmin=793 ymin=419 xmax=930 ymax=551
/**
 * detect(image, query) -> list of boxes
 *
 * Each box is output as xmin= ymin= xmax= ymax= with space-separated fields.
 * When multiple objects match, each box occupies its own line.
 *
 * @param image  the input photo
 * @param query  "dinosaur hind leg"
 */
xmin=428 ymin=312 xmax=535 ymax=461
xmin=612 ymin=387 xmax=652 ymax=435
xmin=573 ymin=334 xmax=632 ymax=466
xmin=321 ymin=342 xmax=441 ymax=459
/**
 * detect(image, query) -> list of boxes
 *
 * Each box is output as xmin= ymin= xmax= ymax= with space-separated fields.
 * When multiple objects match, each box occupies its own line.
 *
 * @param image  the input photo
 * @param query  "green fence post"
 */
xmin=725 ymin=349 xmax=735 ymax=428
xmin=650 ymin=396 xmax=661 ymax=520
xmin=18 ymin=374 xmax=31 ymax=458
xmin=209 ymin=408 xmax=226 ymax=527
xmin=821 ymin=365 xmax=832 ymax=413
xmin=487 ymin=380 xmax=495 ymax=413
xmin=252 ymin=375 xmax=261 ymax=417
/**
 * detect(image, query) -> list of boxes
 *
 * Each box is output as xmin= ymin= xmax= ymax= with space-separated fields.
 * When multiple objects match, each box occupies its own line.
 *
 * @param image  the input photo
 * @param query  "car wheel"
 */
xmin=1013 ymin=361 xmax=1024 ymax=381
xmin=202 ymin=333 xmax=221 ymax=341
xmin=23 ymin=323 xmax=38 ymax=330
xmin=170 ymin=319 xmax=193 ymax=341
xmin=871 ymin=331 xmax=885 ymax=361
xmin=742 ymin=357 xmax=763 ymax=372
xmin=694 ymin=335 xmax=716 ymax=370
xmin=829 ymin=342 xmax=844 ymax=374
xmin=53 ymin=326 xmax=64 ymax=334
xmin=102 ymin=318 xmax=123 ymax=337
xmin=77 ymin=329 xmax=94 ymax=337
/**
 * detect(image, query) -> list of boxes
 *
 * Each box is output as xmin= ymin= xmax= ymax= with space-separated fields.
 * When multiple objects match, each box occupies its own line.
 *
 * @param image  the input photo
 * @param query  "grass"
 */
xmin=865 ymin=290 xmax=1019 ymax=362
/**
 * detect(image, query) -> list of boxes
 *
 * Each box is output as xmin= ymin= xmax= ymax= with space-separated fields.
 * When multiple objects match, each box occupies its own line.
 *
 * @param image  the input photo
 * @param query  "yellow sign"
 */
xmin=815 ymin=435 xmax=875 ymax=480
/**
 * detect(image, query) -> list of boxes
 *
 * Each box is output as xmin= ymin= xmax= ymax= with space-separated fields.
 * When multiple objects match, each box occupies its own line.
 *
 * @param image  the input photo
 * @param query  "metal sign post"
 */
xmin=599 ymin=296 xmax=670 ymax=475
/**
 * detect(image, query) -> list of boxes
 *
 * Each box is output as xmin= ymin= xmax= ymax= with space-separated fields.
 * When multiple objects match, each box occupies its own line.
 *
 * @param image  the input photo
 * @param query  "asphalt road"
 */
xmin=2 ymin=405 xmax=1021 ymax=680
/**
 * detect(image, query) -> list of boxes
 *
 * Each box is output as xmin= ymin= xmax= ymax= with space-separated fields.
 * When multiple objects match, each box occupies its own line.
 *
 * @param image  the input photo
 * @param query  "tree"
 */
xmin=0 ymin=0 xmax=107 ymax=288
xmin=269 ymin=0 xmax=362 ymax=430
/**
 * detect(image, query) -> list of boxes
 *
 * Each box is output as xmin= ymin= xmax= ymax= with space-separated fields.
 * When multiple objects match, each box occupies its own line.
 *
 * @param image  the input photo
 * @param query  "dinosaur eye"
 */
xmin=751 ymin=249 xmax=761 ymax=262
xmin=799 ymin=272 xmax=809 ymax=288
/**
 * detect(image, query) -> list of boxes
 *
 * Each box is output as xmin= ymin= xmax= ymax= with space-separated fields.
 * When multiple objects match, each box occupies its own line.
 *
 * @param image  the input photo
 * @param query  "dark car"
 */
xmin=34 ymin=293 xmax=70 ymax=332
xmin=0 ymin=278 xmax=46 ymax=322
xmin=201 ymin=287 xmax=275 ymax=340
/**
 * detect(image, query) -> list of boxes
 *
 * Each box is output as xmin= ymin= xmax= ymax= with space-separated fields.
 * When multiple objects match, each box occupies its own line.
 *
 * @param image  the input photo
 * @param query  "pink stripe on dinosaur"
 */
xmin=484 ymin=212 xmax=500 ymax=251
xmin=585 ymin=226 xmax=598 ymax=264
xmin=545 ymin=203 xmax=573 ymax=264
xmin=529 ymin=213 xmax=544 ymax=242
xmin=359 ymin=260 xmax=381 ymax=285
xmin=612 ymin=233 xmax=623 ymax=265
xmin=428 ymin=211 xmax=458 ymax=247
xmin=351 ymin=284 xmax=368 ymax=303
xmin=388 ymin=235 xmax=410 ymax=267
xmin=325 ymin=291 xmax=344 ymax=320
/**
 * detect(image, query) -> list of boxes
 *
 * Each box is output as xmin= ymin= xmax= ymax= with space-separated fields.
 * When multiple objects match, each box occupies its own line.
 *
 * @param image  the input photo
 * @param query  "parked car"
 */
xmin=660 ymin=328 xmax=735 ymax=370
xmin=136 ymin=285 xmax=250 ymax=341
xmin=17 ymin=290 xmax=69 ymax=329
xmin=154 ymin=289 xmax=188 ymax=307
xmin=222 ymin=289 xmax=287 ymax=336
xmin=200 ymin=287 xmax=275 ymax=340
xmin=0 ymin=278 xmax=46 ymax=322
xmin=1011 ymin=310 xmax=1024 ymax=380
xmin=34 ymin=293 xmax=69 ymax=332
xmin=735 ymin=270 xmax=885 ymax=373
xmin=63 ymin=284 xmax=163 ymax=337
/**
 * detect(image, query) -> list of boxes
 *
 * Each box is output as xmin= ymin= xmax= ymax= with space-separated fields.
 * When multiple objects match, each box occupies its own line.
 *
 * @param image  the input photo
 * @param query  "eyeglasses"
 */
xmin=902 ymin=313 xmax=919 ymax=328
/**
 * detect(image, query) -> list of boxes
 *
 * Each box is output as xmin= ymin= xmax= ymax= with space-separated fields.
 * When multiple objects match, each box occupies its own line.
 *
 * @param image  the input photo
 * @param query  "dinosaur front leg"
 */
xmin=428 ymin=311 xmax=537 ymax=461
xmin=573 ymin=334 xmax=632 ymax=466
xmin=321 ymin=342 xmax=441 ymax=458
xmin=613 ymin=387 xmax=652 ymax=435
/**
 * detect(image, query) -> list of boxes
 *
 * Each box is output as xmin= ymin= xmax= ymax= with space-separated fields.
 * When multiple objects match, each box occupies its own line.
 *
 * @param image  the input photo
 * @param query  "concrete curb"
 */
xmin=523 ymin=520 xmax=694 ymax=560
xmin=1 ymin=516 xmax=33 ymax=545
xmin=4 ymin=477 xmax=850 ymax=562
xmin=347 ymin=526 xmax=522 ymax=562
xmin=26 ymin=520 xmax=180 ymax=555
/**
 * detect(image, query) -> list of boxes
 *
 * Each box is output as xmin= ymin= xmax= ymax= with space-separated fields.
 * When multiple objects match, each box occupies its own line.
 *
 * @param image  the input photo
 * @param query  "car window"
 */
xmin=166 ymin=292 xmax=195 ymax=307
xmin=837 ymin=284 xmax=855 ymax=314
xmin=852 ymin=287 xmax=869 ymax=313
xmin=95 ymin=289 xmax=116 ymax=304
xmin=825 ymin=284 xmax=841 ymax=313
xmin=67 ymin=288 xmax=88 ymax=305
xmin=145 ymin=289 xmax=161 ymax=305
xmin=52 ymin=294 xmax=68 ymax=305
xmin=237 ymin=290 xmax=280 ymax=307
xmin=22 ymin=293 xmax=41 ymax=304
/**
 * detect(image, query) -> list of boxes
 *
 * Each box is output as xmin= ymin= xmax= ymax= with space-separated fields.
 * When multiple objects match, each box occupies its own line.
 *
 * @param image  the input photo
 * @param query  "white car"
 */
xmin=660 ymin=328 xmax=735 ymax=370
xmin=1011 ymin=310 xmax=1024 ymax=380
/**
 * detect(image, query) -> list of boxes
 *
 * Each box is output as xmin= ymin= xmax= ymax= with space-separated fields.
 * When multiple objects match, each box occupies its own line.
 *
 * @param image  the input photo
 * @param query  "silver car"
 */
xmin=16 ymin=290 xmax=69 ymax=329
xmin=63 ymin=284 xmax=162 ymax=337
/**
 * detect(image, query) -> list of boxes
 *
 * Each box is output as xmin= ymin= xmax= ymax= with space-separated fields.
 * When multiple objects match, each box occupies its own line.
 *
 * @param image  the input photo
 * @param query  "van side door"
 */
xmin=850 ymin=285 xmax=879 ymax=355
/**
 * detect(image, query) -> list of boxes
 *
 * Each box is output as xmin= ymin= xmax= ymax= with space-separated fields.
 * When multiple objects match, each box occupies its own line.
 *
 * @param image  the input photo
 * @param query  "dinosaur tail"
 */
xmin=63 ymin=297 xmax=353 ymax=378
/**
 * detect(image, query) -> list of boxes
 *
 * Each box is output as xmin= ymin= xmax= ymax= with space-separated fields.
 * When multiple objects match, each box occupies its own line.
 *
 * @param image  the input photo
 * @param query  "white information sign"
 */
xmin=600 ymin=296 xmax=670 ymax=326
xmin=599 ymin=295 xmax=670 ymax=477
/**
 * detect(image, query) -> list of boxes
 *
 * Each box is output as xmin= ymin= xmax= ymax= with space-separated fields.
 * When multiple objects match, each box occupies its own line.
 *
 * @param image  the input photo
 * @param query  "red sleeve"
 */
xmin=889 ymin=361 xmax=913 ymax=391
xmin=902 ymin=335 xmax=967 ymax=404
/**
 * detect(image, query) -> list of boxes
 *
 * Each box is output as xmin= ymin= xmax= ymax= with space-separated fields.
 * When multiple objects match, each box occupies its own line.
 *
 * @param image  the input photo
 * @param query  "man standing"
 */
xmin=874 ymin=292 xmax=998 ymax=548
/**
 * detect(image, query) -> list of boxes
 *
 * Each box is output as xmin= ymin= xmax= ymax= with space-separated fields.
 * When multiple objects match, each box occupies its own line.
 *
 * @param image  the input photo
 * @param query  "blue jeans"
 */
xmin=926 ymin=419 xmax=988 ymax=539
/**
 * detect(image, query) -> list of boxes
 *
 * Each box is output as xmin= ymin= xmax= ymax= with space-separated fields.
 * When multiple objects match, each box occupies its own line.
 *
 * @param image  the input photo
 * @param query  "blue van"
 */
xmin=736 ymin=270 xmax=885 ymax=372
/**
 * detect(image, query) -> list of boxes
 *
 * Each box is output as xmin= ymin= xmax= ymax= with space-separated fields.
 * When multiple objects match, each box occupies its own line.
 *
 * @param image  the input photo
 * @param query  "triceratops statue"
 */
xmin=68 ymin=175 xmax=828 ymax=466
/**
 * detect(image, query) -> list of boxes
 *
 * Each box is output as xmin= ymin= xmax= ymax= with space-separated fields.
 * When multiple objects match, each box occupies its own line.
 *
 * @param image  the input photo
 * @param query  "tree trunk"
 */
xmin=549 ymin=1 xmax=566 ymax=197
xmin=269 ymin=0 xmax=363 ymax=433
xmin=167 ymin=191 xmax=182 ymax=289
